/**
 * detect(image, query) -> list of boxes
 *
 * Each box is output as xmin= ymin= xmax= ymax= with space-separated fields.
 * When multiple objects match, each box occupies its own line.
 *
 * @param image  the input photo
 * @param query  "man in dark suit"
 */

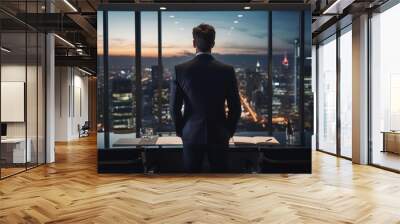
xmin=170 ymin=24 xmax=242 ymax=173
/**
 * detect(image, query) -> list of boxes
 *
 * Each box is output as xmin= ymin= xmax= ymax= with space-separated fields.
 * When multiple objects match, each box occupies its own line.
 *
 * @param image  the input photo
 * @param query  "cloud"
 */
xmin=234 ymin=27 xmax=249 ymax=33
xmin=249 ymin=31 xmax=268 ymax=39
xmin=181 ymin=50 xmax=194 ymax=56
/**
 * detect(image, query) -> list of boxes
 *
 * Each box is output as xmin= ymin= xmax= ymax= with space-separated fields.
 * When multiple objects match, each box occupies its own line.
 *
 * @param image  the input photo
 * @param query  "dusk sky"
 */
xmin=98 ymin=11 xmax=300 ymax=57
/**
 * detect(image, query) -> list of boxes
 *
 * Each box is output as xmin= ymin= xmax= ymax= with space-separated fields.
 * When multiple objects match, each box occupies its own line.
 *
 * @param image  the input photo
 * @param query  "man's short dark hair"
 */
xmin=192 ymin=23 xmax=215 ymax=52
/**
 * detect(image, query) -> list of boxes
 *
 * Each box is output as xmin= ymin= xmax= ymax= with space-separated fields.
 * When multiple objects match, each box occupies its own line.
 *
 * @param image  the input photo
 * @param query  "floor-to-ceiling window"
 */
xmin=98 ymin=8 xmax=311 ymax=147
xmin=339 ymin=26 xmax=352 ymax=158
xmin=317 ymin=35 xmax=337 ymax=154
xmin=141 ymin=12 xmax=159 ymax=133
xmin=97 ymin=10 xmax=104 ymax=149
xmin=304 ymin=11 xmax=313 ymax=147
xmin=97 ymin=5 xmax=312 ymax=173
xmin=370 ymin=2 xmax=400 ymax=171
xmin=108 ymin=11 xmax=136 ymax=148
xmin=316 ymin=23 xmax=353 ymax=159
xmin=272 ymin=11 xmax=301 ymax=144
xmin=312 ymin=45 xmax=317 ymax=150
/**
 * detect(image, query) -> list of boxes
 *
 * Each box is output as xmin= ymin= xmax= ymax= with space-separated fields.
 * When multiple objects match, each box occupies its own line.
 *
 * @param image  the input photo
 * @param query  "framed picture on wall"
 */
xmin=1 ymin=81 xmax=25 ymax=122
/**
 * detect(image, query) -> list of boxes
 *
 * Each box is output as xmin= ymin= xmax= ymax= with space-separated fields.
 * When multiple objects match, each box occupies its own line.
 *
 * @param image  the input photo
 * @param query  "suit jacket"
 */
xmin=170 ymin=54 xmax=242 ymax=144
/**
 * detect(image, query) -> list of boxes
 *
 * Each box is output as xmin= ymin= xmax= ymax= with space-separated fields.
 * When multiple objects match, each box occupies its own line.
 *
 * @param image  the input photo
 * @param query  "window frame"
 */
xmin=98 ymin=3 xmax=311 ymax=149
xmin=315 ymin=23 xmax=353 ymax=160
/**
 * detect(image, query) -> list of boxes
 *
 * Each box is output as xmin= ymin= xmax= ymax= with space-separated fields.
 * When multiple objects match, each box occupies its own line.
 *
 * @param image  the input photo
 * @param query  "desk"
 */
xmin=112 ymin=136 xmax=279 ymax=148
xmin=382 ymin=131 xmax=400 ymax=154
xmin=1 ymin=138 xmax=31 ymax=164
xmin=112 ymin=136 xmax=279 ymax=173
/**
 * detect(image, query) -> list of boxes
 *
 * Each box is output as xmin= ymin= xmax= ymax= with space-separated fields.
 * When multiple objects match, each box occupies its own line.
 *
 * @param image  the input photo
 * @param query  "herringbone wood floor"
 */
xmin=1 ymin=136 xmax=400 ymax=224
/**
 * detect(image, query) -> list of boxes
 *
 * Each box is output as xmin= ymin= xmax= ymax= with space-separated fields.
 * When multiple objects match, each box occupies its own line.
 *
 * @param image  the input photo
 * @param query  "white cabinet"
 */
xmin=1 ymin=138 xmax=32 ymax=163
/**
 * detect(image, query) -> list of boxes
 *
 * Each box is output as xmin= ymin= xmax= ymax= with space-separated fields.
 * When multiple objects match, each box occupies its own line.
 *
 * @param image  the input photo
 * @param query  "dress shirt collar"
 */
xmin=195 ymin=51 xmax=212 ymax=56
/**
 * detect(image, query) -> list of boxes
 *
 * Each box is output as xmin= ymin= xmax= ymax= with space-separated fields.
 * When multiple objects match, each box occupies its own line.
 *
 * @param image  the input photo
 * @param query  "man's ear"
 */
xmin=211 ymin=41 xmax=215 ymax=49
xmin=193 ymin=39 xmax=196 ymax=48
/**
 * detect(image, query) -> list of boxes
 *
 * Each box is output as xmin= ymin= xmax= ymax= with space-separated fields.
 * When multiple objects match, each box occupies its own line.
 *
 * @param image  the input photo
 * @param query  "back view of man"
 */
xmin=171 ymin=24 xmax=242 ymax=172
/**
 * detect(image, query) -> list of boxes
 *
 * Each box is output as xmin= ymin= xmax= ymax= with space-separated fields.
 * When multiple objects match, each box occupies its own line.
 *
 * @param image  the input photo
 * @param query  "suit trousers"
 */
xmin=182 ymin=143 xmax=228 ymax=173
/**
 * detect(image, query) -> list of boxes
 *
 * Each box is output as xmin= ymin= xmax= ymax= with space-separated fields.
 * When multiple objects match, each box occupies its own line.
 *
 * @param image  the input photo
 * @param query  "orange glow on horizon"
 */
xmin=104 ymin=47 xmax=267 ymax=57
xmin=104 ymin=48 xmax=195 ymax=57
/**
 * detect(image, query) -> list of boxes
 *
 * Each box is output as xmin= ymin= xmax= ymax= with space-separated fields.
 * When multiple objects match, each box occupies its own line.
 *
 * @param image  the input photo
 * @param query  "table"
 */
xmin=112 ymin=136 xmax=279 ymax=173
xmin=382 ymin=131 xmax=400 ymax=154
xmin=1 ymin=138 xmax=31 ymax=164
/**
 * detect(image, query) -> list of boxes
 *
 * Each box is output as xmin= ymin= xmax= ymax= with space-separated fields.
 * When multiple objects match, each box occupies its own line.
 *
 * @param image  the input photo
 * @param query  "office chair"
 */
xmin=79 ymin=121 xmax=90 ymax=138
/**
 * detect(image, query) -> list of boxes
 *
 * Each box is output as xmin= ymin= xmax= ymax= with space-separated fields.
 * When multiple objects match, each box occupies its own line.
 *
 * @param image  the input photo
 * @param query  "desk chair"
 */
xmin=78 ymin=121 xmax=90 ymax=138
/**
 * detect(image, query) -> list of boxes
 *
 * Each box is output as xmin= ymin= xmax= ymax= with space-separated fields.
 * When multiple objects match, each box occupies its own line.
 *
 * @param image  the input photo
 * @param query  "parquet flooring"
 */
xmin=1 ymin=167 xmax=26 ymax=178
xmin=1 ymin=135 xmax=400 ymax=223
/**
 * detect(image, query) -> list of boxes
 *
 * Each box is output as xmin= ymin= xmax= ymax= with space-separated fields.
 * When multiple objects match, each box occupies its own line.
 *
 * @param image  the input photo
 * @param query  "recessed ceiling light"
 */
xmin=78 ymin=67 xmax=92 ymax=76
xmin=174 ymin=21 xmax=179 ymax=24
xmin=233 ymin=20 xmax=239 ymax=24
xmin=54 ymin=34 xmax=75 ymax=48
xmin=244 ymin=6 xmax=251 ymax=10
xmin=322 ymin=0 xmax=343 ymax=14
xmin=160 ymin=7 xmax=167 ymax=10
xmin=238 ymin=14 xmax=243 ymax=18
xmin=169 ymin=15 xmax=175 ymax=18
xmin=63 ymin=0 xmax=78 ymax=12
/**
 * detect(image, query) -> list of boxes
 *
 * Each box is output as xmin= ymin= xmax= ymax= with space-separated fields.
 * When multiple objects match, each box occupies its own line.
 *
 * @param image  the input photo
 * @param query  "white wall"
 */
xmin=71 ymin=72 xmax=89 ymax=138
xmin=55 ymin=67 xmax=70 ymax=141
xmin=1 ymin=65 xmax=39 ymax=137
xmin=1 ymin=64 xmax=26 ymax=82
xmin=55 ymin=67 xmax=89 ymax=141
xmin=1 ymin=65 xmax=27 ymax=139
xmin=1 ymin=63 xmax=46 ymax=164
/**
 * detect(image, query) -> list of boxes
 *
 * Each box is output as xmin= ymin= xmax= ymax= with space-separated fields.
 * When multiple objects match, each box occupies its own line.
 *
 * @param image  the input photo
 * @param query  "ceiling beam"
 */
xmin=67 ymin=13 xmax=97 ymax=46
xmin=55 ymin=55 xmax=96 ymax=71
